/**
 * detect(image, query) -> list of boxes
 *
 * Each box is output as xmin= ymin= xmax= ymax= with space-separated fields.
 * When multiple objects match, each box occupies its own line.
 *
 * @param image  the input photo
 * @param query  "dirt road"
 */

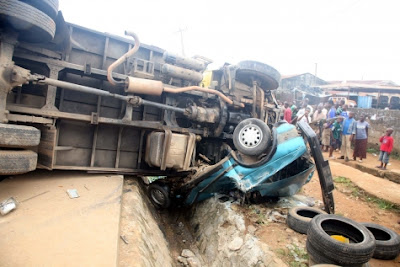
xmin=248 ymin=158 xmax=400 ymax=267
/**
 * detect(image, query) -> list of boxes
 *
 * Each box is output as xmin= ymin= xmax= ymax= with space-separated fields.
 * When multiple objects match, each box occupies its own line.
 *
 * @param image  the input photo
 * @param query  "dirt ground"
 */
xmin=324 ymin=149 xmax=400 ymax=172
xmin=243 ymin=158 xmax=400 ymax=267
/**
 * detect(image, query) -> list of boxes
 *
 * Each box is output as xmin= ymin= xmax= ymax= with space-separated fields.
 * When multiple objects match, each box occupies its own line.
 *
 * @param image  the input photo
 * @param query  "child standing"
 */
xmin=376 ymin=128 xmax=394 ymax=170
xmin=329 ymin=117 xmax=343 ymax=159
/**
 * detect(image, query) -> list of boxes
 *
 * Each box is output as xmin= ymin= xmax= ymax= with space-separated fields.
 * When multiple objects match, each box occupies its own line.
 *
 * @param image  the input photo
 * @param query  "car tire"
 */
xmin=0 ymin=124 xmax=41 ymax=147
xmin=0 ymin=150 xmax=37 ymax=175
xmin=233 ymin=118 xmax=271 ymax=156
xmin=306 ymin=214 xmax=375 ymax=266
xmin=361 ymin=222 xmax=400 ymax=260
xmin=19 ymin=0 xmax=59 ymax=20
xmin=148 ymin=183 xmax=171 ymax=209
xmin=286 ymin=206 xmax=327 ymax=234
xmin=0 ymin=0 xmax=56 ymax=43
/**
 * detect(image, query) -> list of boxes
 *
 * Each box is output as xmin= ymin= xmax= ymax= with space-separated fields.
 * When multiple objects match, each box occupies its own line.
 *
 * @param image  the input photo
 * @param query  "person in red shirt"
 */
xmin=376 ymin=128 xmax=394 ymax=170
xmin=283 ymin=102 xmax=292 ymax=122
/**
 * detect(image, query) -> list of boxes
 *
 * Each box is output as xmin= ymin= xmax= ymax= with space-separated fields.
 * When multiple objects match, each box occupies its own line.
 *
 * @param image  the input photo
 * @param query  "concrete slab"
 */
xmin=329 ymin=161 xmax=400 ymax=205
xmin=0 ymin=170 xmax=123 ymax=267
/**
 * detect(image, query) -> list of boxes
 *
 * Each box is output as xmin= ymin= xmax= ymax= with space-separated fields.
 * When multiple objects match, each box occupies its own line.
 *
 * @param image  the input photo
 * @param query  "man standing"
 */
xmin=328 ymin=100 xmax=336 ymax=119
xmin=283 ymin=102 xmax=292 ymax=122
xmin=340 ymin=104 xmax=349 ymax=119
xmin=339 ymin=111 xmax=355 ymax=161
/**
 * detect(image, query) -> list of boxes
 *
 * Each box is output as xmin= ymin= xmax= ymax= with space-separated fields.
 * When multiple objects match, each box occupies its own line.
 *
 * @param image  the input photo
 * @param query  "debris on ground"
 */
xmin=66 ymin=189 xmax=79 ymax=199
xmin=178 ymin=249 xmax=201 ymax=267
xmin=0 ymin=197 xmax=17 ymax=215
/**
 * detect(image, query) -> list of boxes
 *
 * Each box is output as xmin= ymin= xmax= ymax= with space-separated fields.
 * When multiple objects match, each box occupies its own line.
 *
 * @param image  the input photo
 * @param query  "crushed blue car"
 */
xmin=146 ymin=119 xmax=334 ymax=213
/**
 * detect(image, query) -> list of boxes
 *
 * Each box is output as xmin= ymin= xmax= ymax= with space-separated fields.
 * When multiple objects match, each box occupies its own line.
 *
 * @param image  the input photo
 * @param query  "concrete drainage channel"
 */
xmin=119 ymin=178 xmax=285 ymax=267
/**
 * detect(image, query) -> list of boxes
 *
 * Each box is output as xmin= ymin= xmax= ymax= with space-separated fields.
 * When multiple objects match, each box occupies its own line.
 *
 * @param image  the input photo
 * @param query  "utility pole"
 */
xmin=176 ymin=27 xmax=187 ymax=56
xmin=314 ymin=63 xmax=318 ymax=85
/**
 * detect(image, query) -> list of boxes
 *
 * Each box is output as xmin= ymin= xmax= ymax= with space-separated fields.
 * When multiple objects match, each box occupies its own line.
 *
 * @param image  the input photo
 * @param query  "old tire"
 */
xmin=148 ymin=183 xmax=171 ymax=209
xmin=286 ymin=206 xmax=327 ymax=234
xmin=0 ymin=124 xmax=41 ymax=147
xmin=0 ymin=150 xmax=37 ymax=175
xmin=361 ymin=222 xmax=400 ymax=260
xmin=0 ymin=0 xmax=56 ymax=43
xmin=233 ymin=118 xmax=271 ymax=156
xmin=19 ymin=0 xmax=59 ymax=20
xmin=306 ymin=214 xmax=375 ymax=266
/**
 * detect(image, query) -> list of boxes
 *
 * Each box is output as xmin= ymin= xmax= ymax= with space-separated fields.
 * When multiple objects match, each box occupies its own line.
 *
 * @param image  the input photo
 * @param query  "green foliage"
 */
xmin=286 ymin=244 xmax=309 ymax=267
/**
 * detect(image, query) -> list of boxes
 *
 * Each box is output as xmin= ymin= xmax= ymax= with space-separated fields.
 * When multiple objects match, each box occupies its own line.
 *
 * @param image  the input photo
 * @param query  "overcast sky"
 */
xmin=59 ymin=0 xmax=400 ymax=83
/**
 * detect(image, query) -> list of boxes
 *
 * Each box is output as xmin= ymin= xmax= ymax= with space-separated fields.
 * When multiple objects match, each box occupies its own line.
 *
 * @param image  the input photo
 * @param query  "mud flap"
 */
xmin=298 ymin=121 xmax=335 ymax=214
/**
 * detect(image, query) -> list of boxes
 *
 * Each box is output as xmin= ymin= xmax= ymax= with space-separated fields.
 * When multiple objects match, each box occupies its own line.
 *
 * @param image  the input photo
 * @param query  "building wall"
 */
xmin=350 ymin=108 xmax=400 ymax=154
xmin=280 ymin=73 xmax=327 ymax=91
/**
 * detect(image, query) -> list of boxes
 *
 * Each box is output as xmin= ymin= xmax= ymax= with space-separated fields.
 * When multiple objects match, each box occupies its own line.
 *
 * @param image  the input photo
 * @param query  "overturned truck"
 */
xmin=0 ymin=0 xmax=334 ymax=212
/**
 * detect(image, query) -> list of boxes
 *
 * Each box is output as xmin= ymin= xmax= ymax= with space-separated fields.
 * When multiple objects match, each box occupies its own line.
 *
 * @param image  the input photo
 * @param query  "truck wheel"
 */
xmin=148 ymin=183 xmax=171 ymax=209
xmin=286 ymin=206 xmax=327 ymax=234
xmin=233 ymin=118 xmax=271 ymax=156
xmin=361 ymin=222 xmax=400 ymax=260
xmin=0 ymin=0 xmax=56 ymax=43
xmin=0 ymin=124 xmax=41 ymax=147
xmin=19 ymin=0 xmax=59 ymax=20
xmin=0 ymin=150 xmax=37 ymax=175
xmin=306 ymin=214 xmax=375 ymax=266
xmin=236 ymin=60 xmax=281 ymax=90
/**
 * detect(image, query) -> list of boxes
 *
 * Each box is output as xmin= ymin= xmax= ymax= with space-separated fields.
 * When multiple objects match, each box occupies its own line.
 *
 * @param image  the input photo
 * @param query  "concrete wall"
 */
xmin=350 ymin=108 xmax=400 ymax=153
xmin=189 ymin=197 xmax=286 ymax=267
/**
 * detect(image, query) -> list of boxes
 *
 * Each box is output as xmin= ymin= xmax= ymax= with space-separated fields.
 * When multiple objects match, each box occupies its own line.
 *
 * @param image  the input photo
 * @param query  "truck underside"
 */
xmin=0 ymin=2 xmax=334 ymax=212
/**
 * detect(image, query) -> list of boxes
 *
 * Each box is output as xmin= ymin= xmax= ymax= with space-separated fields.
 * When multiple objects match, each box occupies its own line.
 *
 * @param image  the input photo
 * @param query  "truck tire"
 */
xmin=306 ymin=214 xmax=375 ymax=266
xmin=236 ymin=60 xmax=281 ymax=90
xmin=148 ymin=183 xmax=171 ymax=209
xmin=361 ymin=222 xmax=400 ymax=260
xmin=0 ymin=150 xmax=37 ymax=175
xmin=233 ymin=118 xmax=271 ymax=156
xmin=0 ymin=124 xmax=41 ymax=147
xmin=0 ymin=0 xmax=56 ymax=43
xmin=19 ymin=0 xmax=59 ymax=20
xmin=286 ymin=206 xmax=327 ymax=234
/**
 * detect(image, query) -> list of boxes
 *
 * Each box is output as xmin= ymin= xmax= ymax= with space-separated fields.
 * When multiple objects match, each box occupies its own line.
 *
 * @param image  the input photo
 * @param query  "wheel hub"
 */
xmin=238 ymin=124 xmax=263 ymax=148
xmin=150 ymin=188 xmax=165 ymax=206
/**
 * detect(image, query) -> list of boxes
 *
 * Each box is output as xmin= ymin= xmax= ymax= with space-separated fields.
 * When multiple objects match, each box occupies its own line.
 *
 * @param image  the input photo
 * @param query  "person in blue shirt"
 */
xmin=327 ymin=100 xmax=336 ymax=120
xmin=340 ymin=104 xmax=349 ymax=119
xmin=339 ymin=111 xmax=355 ymax=161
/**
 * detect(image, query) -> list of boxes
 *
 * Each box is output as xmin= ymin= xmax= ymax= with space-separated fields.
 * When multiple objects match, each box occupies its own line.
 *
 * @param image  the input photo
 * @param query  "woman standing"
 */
xmin=351 ymin=114 xmax=369 ymax=162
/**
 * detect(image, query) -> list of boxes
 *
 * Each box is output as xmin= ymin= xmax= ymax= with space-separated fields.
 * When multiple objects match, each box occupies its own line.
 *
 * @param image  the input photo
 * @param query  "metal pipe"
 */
xmin=37 ymin=78 xmax=128 ymax=101
xmin=164 ymin=86 xmax=244 ymax=107
xmin=252 ymin=81 xmax=257 ymax=117
xmin=258 ymin=86 xmax=265 ymax=121
xmin=107 ymin=31 xmax=140 ymax=85
xmin=141 ymin=99 xmax=186 ymax=113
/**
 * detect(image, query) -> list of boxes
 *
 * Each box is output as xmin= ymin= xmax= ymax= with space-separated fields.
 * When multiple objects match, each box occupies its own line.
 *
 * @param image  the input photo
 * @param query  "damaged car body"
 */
xmin=0 ymin=2 xmax=334 ymax=213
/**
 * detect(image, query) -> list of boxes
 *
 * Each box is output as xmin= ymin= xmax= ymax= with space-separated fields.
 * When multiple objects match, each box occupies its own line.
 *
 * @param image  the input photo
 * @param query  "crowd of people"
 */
xmin=279 ymin=98 xmax=394 ymax=168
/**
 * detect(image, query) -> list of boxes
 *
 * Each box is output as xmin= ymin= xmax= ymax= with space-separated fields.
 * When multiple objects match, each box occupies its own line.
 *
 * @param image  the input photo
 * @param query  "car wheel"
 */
xmin=233 ymin=118 xmax=271 ymax=156
xmin=0 ymin=124 xmax=41 ymax=147
xmin=286 ymin=206 xmax=327 ymax=234
xmin=306 ymin=214 xmax=375 ymax=266
xmin=148 ymin=183 xmax=171 ymax=209
xmin=361 ymin=222 xmax=400 ymax=260
xmin=0 ymin=0 xmax=56 ymax=43
xmin=0 ymin=150 xmax=37 ymax=175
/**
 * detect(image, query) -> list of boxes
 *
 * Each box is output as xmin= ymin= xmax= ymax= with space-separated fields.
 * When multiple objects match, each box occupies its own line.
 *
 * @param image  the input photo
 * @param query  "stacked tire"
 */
xmin=286 ymin=207 xmax=400 ymax=266
xmin=0 ymin=0 xmax=59 ymax=43
xmin=0 ymin=124 xmax=40 ymax=175
xmin=306 ymin=215 xmax=376 ymax=266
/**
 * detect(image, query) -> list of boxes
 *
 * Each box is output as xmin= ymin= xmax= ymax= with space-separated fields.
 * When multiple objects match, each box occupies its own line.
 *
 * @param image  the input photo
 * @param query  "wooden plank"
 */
xmin=37 ymin=126 xmax=57 ymax=169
